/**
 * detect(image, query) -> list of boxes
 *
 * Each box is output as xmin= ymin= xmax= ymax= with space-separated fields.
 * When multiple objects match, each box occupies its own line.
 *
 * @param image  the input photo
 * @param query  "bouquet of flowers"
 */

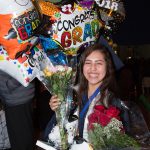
xmin=88 ymin=105 xmax=140 ymax=150
xmin=35 ymin=50 xmax=75 ymax=150
xmin=43 ymin=64 xmax=72 ymax=149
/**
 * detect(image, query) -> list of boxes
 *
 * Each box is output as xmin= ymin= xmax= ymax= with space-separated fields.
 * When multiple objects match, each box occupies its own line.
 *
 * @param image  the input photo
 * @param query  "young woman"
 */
xmin=48 ymin=44 xmax=130 ymax=141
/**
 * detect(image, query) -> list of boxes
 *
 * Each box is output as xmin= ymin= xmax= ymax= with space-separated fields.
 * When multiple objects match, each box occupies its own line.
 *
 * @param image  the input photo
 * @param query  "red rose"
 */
xmin=97 ymin=112 xmax=111 ymax=126
xmin=105 ymin=106 xmax=120 ymax=119
xmin=88 ymin=111 xmax=100 ymax=130
xmin=94 ymin=105 xmax=105 ymax=112
xmin=88 ymin=105 xmax=121 ymax=129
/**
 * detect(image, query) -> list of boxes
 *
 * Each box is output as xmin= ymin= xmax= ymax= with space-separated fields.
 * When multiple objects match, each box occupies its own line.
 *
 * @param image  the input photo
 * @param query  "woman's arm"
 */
xmin=111 ymin=98 xmax=131 ymax=133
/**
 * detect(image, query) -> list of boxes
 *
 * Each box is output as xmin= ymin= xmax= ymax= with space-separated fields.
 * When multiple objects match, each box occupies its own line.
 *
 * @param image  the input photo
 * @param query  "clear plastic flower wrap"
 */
xmin=35 ymin=50 xmax=77 ymax=150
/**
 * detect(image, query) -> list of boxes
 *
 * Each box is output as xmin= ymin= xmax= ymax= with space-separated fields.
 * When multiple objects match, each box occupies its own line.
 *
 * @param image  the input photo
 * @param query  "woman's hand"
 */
xmin=49 ymin=95 xmax=61 ymax=111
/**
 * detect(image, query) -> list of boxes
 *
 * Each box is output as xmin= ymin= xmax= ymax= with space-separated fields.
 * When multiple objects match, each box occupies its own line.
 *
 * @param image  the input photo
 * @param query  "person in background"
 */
xmin=35 ymin=80 xmax=54 ymax=136
xmin=0 ymin=70 xmax=35 ymax=150
xmin=48 ymin=44 xmax=130 ymax=140
xmin=0 ymin=99 xmax=11 ymax=150
xmin=117 ymin=61 xmax=135 ymax=101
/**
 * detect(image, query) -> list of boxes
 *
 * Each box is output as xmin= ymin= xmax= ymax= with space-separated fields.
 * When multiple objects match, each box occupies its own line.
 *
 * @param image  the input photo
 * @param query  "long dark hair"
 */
xmin=77 ymin=43 xmax=118 ymax=105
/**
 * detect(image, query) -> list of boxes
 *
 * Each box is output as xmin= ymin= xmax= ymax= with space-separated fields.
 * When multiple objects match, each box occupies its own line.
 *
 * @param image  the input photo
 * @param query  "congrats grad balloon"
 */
xmin=37 ymin=0 xmax=102 ymax=56
xmin=0 ymin=44 xmax=48 ymax=87
xmin=0 ymin=0 xmax=41 ymax=59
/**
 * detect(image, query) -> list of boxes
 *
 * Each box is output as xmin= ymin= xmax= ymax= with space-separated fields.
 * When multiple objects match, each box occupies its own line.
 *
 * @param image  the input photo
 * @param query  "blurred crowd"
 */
xmin=117 ymin=57 xmax=150 ymax=101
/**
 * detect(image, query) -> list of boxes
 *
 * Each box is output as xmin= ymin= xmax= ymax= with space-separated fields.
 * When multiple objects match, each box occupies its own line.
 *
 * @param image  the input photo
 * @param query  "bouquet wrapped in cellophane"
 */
xmin=35 ymin=50 xmax=77 ymax=150
xmin=44 ymin=65 xmax=72 ymax=150
xmin=87 ymin=105 xmax=140 ymax=150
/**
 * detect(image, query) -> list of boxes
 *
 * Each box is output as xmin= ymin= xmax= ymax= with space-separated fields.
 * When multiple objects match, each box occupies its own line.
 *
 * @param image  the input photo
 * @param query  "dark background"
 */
xmin=113 ymin=0 xmax=150 ymax=45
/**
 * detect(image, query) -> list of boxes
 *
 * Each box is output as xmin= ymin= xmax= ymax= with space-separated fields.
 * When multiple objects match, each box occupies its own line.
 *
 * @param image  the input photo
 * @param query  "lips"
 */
xmin=88 ymin=73 xmax=99 ymax=78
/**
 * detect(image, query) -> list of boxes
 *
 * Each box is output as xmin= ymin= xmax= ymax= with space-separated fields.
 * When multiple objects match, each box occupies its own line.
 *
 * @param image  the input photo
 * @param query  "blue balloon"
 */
xmin=39 ymin=36 xmax=68 ymax=66
xmin=39 ymin=36 xmax=60 ymax=52
xmin=48 ymin=50 xmax=68 ymax=66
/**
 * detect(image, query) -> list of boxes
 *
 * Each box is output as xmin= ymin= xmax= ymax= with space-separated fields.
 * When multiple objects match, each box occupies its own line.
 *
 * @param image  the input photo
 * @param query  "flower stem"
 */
xmin=55 ymin=102 xmax=68 ymax=150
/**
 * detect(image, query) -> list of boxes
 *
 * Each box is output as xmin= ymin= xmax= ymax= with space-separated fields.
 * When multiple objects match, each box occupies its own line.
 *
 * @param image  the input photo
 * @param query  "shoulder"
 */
xmin=109 ymin=96 xmax=122 ymax=109
xmin=0 ymin=71 xmax=12 ymax=80
xmin=102 ymin=90 xmax=120 ymax=108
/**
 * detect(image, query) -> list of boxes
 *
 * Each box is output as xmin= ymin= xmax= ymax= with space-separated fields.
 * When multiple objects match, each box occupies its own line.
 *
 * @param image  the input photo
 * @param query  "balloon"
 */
xmin=37 ymin=0 xmax=102 ymax=56
xmin=39 ymin=0 xmax=74 ymax=6
xmin=94 ymin=0 xmax=125 ymax=37
xmin=77 ymin=0 xmax=94 ymax=9
xmin=0 ymin=43 xmax=48 ymax=87
xmin=0 ymin=0 xmax=41 ymax=59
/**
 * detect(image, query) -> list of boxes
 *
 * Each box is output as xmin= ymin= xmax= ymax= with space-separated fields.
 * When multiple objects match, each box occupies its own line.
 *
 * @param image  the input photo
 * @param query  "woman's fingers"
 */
xmin=51 ymin=102 xmax=61 ymax=111
xmin=51 ymin=105 xmax=59 ymax=111
xmin=49 ymin=95 xmax=61 ymax=111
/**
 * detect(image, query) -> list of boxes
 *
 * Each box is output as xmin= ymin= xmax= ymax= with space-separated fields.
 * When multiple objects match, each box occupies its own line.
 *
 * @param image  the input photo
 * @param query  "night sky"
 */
xmin=113 ymin=0 xmax=150 ymax=45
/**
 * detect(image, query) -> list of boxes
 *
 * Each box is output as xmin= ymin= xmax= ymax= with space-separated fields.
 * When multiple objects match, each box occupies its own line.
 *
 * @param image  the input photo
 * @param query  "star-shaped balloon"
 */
xmin=36 ymin=0 xmax=102 ymax=56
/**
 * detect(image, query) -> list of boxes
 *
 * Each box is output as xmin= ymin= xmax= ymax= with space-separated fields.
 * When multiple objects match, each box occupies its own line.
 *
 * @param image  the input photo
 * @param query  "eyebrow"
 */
xmin=85 ymin=59 xmax=105 ymax=62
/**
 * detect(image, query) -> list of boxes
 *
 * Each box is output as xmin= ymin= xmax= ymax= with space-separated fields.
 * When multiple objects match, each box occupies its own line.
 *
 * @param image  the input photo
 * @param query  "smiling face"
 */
xmin=83 ymin=50 xmax=107 ymax=89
